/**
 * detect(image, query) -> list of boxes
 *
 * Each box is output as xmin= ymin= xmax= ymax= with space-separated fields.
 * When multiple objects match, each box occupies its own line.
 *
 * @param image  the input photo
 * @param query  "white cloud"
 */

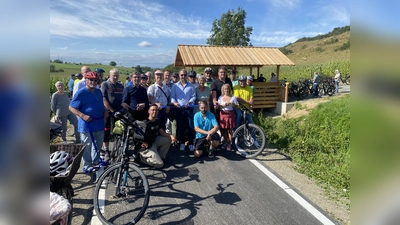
xmin=50 ymin=0 xmax=210 ymax=39
xmin=252 ymin=30 xmax=321 ymax=47
xmin=59 ymin=46 xmax=68 ymax=50
xmin=138 ymin=41 xmax=153 ymax=47
xmin=269 ymin=0 xmax=301 ymax=10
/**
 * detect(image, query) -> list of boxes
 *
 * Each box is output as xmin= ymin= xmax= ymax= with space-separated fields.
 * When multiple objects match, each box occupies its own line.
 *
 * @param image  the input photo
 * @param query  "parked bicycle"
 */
xmin=232 ymin=103 xmax=266 ymax=158
xmin=318 ymin=78 xmax=334 ymax=96
xmin=93 ymin=109 xmax=150 ymax=225
xmin=340 ymin=74 xmax=350 ymax=85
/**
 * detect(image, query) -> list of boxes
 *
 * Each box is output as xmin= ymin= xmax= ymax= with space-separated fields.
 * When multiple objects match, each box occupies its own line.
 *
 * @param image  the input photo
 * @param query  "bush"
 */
xmin=257 ymin=95 xmax=350 ymax=199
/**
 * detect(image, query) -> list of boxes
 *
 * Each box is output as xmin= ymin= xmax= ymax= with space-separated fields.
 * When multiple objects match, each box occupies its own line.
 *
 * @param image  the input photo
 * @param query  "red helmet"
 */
xmin=84 ymin=71 xmax=98 ymax=79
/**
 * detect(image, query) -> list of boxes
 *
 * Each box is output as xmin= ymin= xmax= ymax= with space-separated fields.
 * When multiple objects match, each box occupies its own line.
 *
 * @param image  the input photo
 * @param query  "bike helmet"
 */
xmin=188 ymin=70 xmax=196 ymax=77
xmin=238 ymin=75 xmax=247 ymax=81
xmin=50 ymin=151 xmax=73 ymax=176
xmin=247 ymin=76 xmax=253 ymax=81
xmin=84 ymin=71 xmax=98 ymax=79
xmin=204 ymin=67 xmax=213 ymax=73
xmin=94 ymin=68 xmax=105 ymax=74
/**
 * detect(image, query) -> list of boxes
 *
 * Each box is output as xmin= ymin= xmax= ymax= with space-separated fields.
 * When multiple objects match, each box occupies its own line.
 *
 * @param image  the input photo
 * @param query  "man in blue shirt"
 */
xmin=68 ymin=74 xmax=76 ymax=95
xmin=193 ymin=100 xmax=220 ymax=158
xmin=170 ymin=69 xmax=196 ymax=151
xmin=121 ymin=72 xmax=149 ymax=121
xmin=69 ymin=71 xmax=105 ymax=173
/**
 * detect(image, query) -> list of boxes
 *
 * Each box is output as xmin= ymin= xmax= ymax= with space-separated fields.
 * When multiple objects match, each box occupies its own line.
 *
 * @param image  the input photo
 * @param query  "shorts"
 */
xmin=193 ymin=133 xmax=220 ymax=151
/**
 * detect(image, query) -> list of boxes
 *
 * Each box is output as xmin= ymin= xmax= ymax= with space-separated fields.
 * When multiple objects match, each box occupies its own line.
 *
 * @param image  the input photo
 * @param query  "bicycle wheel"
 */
xmin=326 ymin=87 xmax=334 ymax=96
xmin=110 ymin=135 xmax=123 ymax=164
xmin=94 ymin=162 xmax=150 ymax=225
xmin=232 ymin=123 xmax=266 ymax=159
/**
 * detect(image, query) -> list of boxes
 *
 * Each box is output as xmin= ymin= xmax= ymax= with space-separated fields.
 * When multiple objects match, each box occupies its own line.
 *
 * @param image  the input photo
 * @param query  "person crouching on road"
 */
xmin=139 ymin=104 xmax=177 ymax=168
xmin=193 ymin=100 xmax=220 ymax=158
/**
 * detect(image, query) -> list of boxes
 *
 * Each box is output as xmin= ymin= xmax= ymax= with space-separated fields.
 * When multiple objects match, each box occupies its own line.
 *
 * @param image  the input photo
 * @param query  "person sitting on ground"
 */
xmin=193 ymin=100 xmax=220 ymax=158
xmin=139 ymin=104 xmax=177 ymax=168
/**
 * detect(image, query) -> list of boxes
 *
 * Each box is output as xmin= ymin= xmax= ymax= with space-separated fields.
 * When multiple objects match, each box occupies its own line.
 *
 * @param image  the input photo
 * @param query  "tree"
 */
xmin=206 ymin=6 xmax=253 ymax=46
xmin=134 ymin=65 xmax=143 ymax=74
xmin=109 ymin=61 xmax=117 ymax=66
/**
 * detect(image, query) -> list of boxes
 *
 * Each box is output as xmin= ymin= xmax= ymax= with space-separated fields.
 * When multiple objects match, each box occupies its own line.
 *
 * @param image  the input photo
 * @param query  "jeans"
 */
xmin=234 ymin=108 xmax=242 ymax=131
xmin=80 ymin=131 xmax=104 ymax=169
xmin=313 ymin=83 xmax=319 ymax=97
xmin=59 ymin=113 xmax=79 ymax=142
xmin=175 ymin=107 xmax=194 ymax=145
xmin=335 ymin=80 xmax=340 ymax=93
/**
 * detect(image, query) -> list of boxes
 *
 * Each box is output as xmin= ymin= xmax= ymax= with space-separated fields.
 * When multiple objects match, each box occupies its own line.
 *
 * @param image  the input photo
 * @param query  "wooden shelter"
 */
xmin=174 ymin=45 xmax=295 ymax=108
xmin=174 ymin=44 xmax=294 ymax=81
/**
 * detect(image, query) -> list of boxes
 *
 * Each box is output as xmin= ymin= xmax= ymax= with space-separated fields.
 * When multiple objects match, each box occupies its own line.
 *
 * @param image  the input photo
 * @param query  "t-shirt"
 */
xmin=70 ymin=88 xmax=104 ymax=133
xmin=210 ymin=77 xmax=233 ymax=102
xmin=144 ymin=119 xmax=161 ymax=148
xmin=193 ymin=111 xmax=218 ymax=139
xmin=233 ymin=85 xmax=253 ymax=109
xmin=217 ymin=95 xmax=238 ymax=111
xmin=101 ymin=80 xmax=124 ymax=111
xmin=147 ymin=83 xmax=170 ymax=107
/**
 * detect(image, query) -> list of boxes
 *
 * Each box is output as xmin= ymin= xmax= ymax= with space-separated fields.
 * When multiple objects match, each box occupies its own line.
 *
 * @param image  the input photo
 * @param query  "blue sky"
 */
xmin=50 ymin=0 xmax=349 ymax=68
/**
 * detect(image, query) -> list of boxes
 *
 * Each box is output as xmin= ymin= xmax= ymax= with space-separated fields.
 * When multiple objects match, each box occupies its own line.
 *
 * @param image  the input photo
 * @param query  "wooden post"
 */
xmin=276 ymin=65 xmax=280 ymax=81
xmin=284 ymin=82 xmax=289 ymax=102
xmin=249 ymin=67 xmax=253 ymax=78
xmin=257 ymin=67 xmax=260 ymax=79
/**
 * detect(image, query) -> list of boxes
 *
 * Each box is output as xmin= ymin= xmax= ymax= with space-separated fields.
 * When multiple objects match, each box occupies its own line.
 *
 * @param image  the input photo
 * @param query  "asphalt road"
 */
xmin=70 ymin=145 xmax=340 ymax=225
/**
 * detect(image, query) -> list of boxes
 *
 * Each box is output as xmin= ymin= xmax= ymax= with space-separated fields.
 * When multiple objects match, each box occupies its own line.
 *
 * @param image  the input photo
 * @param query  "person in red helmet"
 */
xmin=69 ymin=71 xmax=105 ymax=173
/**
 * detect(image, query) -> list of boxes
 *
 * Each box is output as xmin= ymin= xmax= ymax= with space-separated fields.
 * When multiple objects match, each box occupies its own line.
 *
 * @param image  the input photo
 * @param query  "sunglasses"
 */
xmin=188 ymin=76 xmax=195 ymax=78
xmin=180 ymin=74 xmax=187 ymax=76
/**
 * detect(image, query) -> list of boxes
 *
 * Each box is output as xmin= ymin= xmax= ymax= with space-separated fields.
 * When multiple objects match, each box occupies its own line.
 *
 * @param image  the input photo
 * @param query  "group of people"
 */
xmin=51 ymin=65 xmax=257 ymax=172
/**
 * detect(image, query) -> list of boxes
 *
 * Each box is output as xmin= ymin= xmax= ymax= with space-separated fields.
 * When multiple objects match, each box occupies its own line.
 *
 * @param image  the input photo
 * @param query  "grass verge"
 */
xmin=255 ymin=95 xmax=350 ymax=200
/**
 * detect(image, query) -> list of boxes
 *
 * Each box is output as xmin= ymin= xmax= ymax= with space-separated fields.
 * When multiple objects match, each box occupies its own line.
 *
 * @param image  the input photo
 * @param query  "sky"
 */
xmin=50 ymin=0 xmax=350 ymax=68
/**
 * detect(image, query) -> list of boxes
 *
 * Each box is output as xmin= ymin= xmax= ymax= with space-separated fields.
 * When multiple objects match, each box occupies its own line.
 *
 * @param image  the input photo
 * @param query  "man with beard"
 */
xmin=69 ymin=71 xmax=105 ymax=173
xmin=193 ymin=100 xmax=220 ymax=158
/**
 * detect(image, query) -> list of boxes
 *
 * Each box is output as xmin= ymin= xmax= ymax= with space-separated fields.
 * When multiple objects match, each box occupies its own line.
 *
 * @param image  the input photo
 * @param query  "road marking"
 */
xmin=91 ymin=187 xmax=105 ymax=225
xmin=250 ymin=159 xmax=336 ymax=225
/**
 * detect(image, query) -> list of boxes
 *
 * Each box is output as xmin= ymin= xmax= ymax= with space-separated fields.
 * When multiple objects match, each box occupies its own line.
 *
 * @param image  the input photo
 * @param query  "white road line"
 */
xmin=91 ymin=187 xmax=105 ymax=225
xmin=250 ymin=159 xmax=336 ymax=225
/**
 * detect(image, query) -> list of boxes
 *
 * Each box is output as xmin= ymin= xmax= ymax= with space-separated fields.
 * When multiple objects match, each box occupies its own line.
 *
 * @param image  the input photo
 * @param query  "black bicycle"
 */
xmin=93 ymin=110 xmax=150 ymax=225
xmin=232 ymin=103 xmax=266 ymax=158
xmin=340 ymin=74 xmax=350 ymax=85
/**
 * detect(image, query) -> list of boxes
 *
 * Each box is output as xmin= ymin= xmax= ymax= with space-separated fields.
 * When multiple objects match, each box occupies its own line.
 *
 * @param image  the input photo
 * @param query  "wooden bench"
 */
xmin=252 ymin=82 xmax=288 ymax=109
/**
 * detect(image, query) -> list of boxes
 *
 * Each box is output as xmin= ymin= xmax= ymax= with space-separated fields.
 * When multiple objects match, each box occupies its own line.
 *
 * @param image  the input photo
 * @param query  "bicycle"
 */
xmin=340 ymin=74 xmax=350 ymax=85
xmin=93 ymin=109 xmax=150 ymax=225
xmin=232 ymin=103 xmax=266 ymax=158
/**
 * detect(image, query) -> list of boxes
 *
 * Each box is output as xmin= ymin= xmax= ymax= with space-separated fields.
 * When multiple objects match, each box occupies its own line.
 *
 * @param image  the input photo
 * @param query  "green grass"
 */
xmin=256 ymin=95 xmax=350 ymax=200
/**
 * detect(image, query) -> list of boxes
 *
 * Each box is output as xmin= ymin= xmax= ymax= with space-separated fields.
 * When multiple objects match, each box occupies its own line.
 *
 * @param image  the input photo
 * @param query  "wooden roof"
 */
xmin=174 ymin=45 xmax=295 ymax=67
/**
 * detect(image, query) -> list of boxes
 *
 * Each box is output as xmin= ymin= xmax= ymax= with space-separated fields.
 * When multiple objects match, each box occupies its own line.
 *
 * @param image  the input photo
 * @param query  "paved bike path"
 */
xmin=71 ymin=146 xmax=338 ymax=225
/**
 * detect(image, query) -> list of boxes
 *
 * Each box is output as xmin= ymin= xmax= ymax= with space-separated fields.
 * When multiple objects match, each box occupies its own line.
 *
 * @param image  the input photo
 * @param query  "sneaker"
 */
xmin=179 ymin=144 xmax=185 ymax=151
xmin=189 ymin=145 xmax=194 ymax=151
xmin=62 ymin=141 xmax=68 ymax=144
xmin=100 ymin=150 xmax=110 ymax=162
xmin=82 ymin=166 xmax=97 ymax=173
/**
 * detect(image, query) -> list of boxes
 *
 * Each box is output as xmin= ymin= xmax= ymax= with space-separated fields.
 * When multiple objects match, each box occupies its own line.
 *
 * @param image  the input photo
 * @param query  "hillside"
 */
xmin=280 ymin=27 xmax=350 ymax=66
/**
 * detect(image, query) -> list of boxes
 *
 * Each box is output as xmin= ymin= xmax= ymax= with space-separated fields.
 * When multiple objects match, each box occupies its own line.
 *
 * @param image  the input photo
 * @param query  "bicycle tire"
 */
xmin=232 ymin=123 xmax=266 ymax=159
xmin=345 ymin=78 xmax=350 ymax=85
xmin=327 ymin=87 xmax=334 ymax=96
xmin=94 ymin=162 xmax=150 ymax=225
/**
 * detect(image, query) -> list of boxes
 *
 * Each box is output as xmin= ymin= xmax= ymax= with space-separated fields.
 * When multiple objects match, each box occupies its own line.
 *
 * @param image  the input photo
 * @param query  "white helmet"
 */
xmin=50 ymin=151 xmax=73 ymax=176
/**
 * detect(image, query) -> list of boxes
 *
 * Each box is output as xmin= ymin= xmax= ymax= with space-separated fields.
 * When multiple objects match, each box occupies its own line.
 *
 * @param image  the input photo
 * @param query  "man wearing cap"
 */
xmin=171 ymin=72 xmax=179 ymax=84
xmin=230 ymin=69 xmax=238 ymax=87
xmin=247 ymin=76 xmax=255 ymax=96
xmin=204 ymin=67 xmax=214 ymax=87
xmin=140 ymin=74 xmax=149 ymax=90
xmin=68 ymin=74 xmax=76 ymax=96
xmin=69 ymin=71 xmax=105 ymax=173
xmin=147 ymin=70 xmax=170 ymax=130
xmin=101 ymin=68 xmax=124 ymax=159
xmin=187 ymin=70 xmax=199 ymax=88
xmin=121 ymin=72 xmax=149 ymax=121
xmin=73 ymin=66 xmax=91 ymax=97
